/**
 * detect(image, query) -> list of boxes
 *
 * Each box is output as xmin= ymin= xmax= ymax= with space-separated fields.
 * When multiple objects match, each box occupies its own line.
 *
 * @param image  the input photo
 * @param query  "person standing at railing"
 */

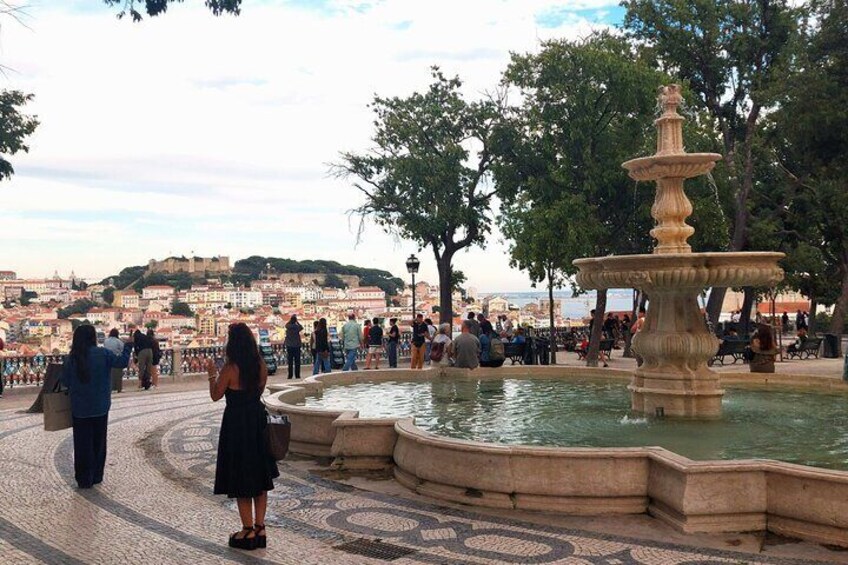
xmin=365 ymin=317 xmax=383 ymax=370
xmin=60 ymin=324 xmax=133 ymax=489
xmin=132 ymin=326 xmax=153 ymax=390
xmin=387 ymin=318 xmax=400 ymax=368
xmin=312 ymin=318 xmax=331 ymax=375
xmin=410 ymin=313 xmax=428 ymax=369
xmin=103 ymin=329 xmax=124 ymax=393
xmin=284 ymin=315 xmax=303 ymax=380
xmin=340 ymin=314 xmax=361 ymax=371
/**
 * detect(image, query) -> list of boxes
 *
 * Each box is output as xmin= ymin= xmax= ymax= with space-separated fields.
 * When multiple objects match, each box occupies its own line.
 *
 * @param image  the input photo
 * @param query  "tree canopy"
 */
xmin=103 ymin=0 xmax=241 ymax=21
xmin=333 ymin=68 xmax=506 ymax=323
xmin=0 ymin=90 xmax=39 ymax=182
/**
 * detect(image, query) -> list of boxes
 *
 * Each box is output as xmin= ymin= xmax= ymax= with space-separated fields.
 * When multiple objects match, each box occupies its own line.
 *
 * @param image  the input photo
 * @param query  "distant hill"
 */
xmin=234 ymin=256 xmax=405 ymax=296
xmin=99 ymin=256 xmax=405 ymax=296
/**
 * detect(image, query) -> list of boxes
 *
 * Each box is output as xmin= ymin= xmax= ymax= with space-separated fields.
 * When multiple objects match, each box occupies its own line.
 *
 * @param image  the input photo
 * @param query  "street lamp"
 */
xmin=406 ymin=254 xmax=420 ymax=319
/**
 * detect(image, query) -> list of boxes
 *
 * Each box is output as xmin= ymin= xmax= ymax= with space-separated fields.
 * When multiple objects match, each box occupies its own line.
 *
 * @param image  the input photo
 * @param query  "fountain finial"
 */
xmin=659 ymin=84 xmax=683 ymax=116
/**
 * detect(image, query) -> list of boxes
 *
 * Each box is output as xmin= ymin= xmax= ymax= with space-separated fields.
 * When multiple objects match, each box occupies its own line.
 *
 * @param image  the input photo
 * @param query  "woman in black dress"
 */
xmin=207 ymin=323 xmax=279 ymax=550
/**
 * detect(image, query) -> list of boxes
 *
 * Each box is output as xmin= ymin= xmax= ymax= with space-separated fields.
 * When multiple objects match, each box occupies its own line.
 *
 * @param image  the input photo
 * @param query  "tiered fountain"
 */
xmin=574 ymin=85 xmax=784 ymax=418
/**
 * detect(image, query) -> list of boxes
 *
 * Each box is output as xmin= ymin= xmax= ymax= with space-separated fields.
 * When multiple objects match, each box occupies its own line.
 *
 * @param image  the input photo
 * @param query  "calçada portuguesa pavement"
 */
xmin=1 ymin=383 xmax=847 ymax=565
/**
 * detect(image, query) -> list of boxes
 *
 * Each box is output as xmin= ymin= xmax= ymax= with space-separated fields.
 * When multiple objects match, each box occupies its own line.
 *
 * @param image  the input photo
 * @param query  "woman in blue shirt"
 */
xmin=60 ymin=324 xmax=132 ymax=489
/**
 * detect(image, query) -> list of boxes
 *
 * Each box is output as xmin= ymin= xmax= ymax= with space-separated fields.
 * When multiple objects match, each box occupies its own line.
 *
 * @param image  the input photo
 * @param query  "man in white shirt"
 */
xmin=103 ymin=328 xmax=125 ymax=393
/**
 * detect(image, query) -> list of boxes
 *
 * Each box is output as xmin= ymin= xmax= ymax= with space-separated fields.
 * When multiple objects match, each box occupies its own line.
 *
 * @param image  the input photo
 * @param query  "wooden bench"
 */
xmin=711 ymin=339 xmax=749 ymax=366
xmin=576 ymin=339 xmax=614 ymax=360
xmin=503 ymin=342 xmax=526 ymax=365
xmin=786 ymin=336 xmax=823 ymax=360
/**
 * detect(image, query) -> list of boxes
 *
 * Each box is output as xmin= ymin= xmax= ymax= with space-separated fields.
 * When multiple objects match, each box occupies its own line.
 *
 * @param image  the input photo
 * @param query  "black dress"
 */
xmin=214 ymin=388 xmax=279 ymax=498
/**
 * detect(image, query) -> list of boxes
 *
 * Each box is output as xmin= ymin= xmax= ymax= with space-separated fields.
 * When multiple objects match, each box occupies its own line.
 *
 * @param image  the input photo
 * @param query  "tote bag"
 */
xmin=43 ymin=381 xmax=72 ymax=431
xmin=265 ymin=413 xmax=291 ymax=461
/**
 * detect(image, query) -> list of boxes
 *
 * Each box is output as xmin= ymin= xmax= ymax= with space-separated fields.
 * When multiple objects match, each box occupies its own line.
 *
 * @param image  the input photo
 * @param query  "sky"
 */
xmin=0 ymin=0 xmax=624 ymax=292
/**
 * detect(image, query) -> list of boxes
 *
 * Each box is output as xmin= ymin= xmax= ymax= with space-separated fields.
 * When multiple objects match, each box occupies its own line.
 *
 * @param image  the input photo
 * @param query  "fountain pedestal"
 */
xmin=573 ymin=85 xmax=783 ymax=418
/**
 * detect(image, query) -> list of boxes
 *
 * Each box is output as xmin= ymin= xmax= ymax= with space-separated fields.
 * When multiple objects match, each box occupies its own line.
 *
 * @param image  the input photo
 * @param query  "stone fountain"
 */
xmin=574 ymin=85 xmax=784 ymax=418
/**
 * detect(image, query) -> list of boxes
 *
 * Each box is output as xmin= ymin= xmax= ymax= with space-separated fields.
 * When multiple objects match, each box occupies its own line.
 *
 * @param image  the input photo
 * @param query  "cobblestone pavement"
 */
xmin=0 ymin=391 xmax=840 ymax=564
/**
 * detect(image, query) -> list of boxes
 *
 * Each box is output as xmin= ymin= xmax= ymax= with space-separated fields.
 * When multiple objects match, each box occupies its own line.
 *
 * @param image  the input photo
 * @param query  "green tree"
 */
xmin=0 ymin=90 xmax=39 ymax=182
xmin=102 ymin=287 xmax=115 ymax=305
xmin=323 ymin=273 xmax=347 ymax=289
xmin=494 ymin=32 xmax=661 ymax=366
xmin=19 ymin=290 xmax=37 ymax=306
xmin=767 ymin=0 xmax=848 ymax=335
xmin=334 ymin=68 xmax=505 ymax=324
xmin=104 ymin=0 xmax=241 ymax=21
xmin=623 ymin=0 xmax=798 ymax=325
xmin=145 ymin=320 xmax=158 ymax=330
xmin=58 ymin=299 xmax=97 ymax=319
xmin=171 ymin=301 xmax=194 ymax=316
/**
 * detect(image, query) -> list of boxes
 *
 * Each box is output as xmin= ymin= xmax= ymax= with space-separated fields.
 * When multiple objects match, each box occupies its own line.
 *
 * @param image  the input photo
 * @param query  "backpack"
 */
xmin=430 ymin=340 xmax=445 ymax=362
xmin=489 ymin=338 xmax=505 ymax=362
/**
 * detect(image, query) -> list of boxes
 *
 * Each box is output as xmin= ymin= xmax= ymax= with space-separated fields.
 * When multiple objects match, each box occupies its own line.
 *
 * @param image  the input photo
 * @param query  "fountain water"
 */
xmin=573 ymin=85 xmax=784 ymax=418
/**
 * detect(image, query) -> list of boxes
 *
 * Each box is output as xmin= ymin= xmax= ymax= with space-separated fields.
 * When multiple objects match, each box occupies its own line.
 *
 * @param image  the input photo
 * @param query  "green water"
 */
xmin=301 ymin=378 xmax=848 ymax=470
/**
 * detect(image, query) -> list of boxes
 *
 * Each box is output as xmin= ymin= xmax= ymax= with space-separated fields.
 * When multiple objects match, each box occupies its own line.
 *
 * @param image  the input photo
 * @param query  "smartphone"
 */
xmin=215 ymin=356 xmax=225 ymax=371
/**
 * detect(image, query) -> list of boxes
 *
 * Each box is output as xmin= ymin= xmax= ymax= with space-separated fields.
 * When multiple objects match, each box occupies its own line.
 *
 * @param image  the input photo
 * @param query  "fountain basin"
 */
xmin=622 ymin=152 xmax=722 ymax=181
xmin=573 ymin=251 xmax=784 ymax=291
xmin=263 ymin=367 xmax=848 ymax=547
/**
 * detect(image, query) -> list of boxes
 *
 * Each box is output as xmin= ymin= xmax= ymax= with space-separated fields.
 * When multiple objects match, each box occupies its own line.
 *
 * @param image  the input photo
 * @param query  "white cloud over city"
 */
xmin=1 ymin=0 xmax=621 ymax=291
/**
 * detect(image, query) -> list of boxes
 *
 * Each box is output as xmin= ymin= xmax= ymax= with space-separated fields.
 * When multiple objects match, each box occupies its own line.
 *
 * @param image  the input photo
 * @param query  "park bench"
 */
xmin=786 ymin=336 xmax=823 ymax=360
xmin=503 ymin=342 xmax=526 ymax=365
xmin=576 ymin=338 xmax=614 ymax=360
xmin=711 ymin=339 xmax=749 ymax=366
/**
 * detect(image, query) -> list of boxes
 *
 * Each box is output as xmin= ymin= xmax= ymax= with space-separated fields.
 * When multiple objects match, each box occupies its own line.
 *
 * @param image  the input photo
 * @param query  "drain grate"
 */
xmin=334 ymin=538 xmax=417 ymax=561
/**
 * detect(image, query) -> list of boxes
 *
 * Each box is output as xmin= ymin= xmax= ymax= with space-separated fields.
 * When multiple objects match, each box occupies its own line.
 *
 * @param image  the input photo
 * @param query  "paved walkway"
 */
xmin=1 ymin=390 xmax=845 ymax=564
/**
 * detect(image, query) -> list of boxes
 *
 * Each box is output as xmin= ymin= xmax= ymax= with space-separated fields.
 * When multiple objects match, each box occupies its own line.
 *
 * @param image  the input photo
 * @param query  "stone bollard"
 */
xmin=173 ymin=347 xmax=183 ymax=381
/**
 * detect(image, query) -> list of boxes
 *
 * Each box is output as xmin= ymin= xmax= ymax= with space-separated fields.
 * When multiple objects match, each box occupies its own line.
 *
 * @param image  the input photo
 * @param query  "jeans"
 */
xmin=312 ymin=352 xmax=331 ymax=375
xmin=287 ymin=346 xmax=301 ymax=379
xmin=343 ymin=349 xmax=359 ymax=371
xmin=425 ymin=341 xmax=432 ymax=365
xmin=72 ymin=413 xmax=108 ymax=488
xmin=410 ymin=343 xmax=426 ymax=369
xmin=387 ymin=341 xmax=398 ymax=368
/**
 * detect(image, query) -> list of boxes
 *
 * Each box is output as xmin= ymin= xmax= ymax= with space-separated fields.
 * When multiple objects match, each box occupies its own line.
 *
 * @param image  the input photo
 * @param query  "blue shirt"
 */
xmin=60 ymin=344 xmax=132 ymax=418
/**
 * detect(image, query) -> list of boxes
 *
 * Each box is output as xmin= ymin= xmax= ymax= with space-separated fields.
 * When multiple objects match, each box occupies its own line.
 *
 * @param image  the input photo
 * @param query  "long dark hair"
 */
xmin=70 ymin=324 xmax=97 ymax=383
xmin=756 ymin=323 xmax=775 ymax=351
xmin=225 ymin=323 xmax=262 ymax=391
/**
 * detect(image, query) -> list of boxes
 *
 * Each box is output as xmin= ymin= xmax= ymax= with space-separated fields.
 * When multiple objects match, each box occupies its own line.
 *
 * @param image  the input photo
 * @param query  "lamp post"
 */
xmin=406 ymin=254 xmax=420 ymax=320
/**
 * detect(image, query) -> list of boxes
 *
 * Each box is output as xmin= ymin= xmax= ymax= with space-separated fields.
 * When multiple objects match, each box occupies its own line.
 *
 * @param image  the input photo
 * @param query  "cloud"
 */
xmin=1 ymin=0 xmax=622 ymax=291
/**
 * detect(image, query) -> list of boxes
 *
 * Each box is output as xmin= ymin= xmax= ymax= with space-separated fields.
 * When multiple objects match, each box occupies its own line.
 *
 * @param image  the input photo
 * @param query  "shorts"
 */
xmin=368 ymin=345 xmax=382 ymax=353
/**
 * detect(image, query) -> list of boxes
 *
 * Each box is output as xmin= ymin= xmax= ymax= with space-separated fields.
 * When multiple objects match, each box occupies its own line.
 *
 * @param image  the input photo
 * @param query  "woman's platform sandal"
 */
xmin=254 ymin=524 xmax=267 ymax=548
xmin=229 ymin=526 xmax=256 ymax=550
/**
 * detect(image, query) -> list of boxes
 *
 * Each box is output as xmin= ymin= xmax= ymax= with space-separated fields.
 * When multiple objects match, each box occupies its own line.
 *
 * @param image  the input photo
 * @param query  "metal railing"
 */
xmin=0 ymin=333 xmax=415 ymax=390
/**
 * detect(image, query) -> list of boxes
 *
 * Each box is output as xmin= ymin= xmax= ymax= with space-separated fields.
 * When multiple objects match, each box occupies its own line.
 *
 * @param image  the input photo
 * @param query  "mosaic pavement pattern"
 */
xmin=0 ymin=390 xmax=839 ymax=564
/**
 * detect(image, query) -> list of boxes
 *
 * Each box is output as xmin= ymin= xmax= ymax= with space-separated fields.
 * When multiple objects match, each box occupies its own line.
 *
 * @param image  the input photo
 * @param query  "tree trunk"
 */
xmin=706 ymin=289 xmax=725 ymax=327
xmin=585 ymin=290 xmax=607 ymax=368
xmin=548 ymin=273 xmax=557 ymax=365
xmin=829 ymin=253 xmax=848 ymax=336
xmin=707 ymin=106 xmax=760 ymax=327
xmin=435 ymin=253 xmax=454 ymax=327
xmin=738 ymin=287 xmax=755 ymax=335
xmin=809 ymin=295 xmax=818 ymax=335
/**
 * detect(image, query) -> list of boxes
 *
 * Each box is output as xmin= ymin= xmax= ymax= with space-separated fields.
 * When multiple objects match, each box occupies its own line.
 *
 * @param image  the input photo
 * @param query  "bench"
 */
xmin=711 ymin=339 xmax=749 ymax=366
xmin=786 ymin=336 xmax=823 ymax=360
xmin=576 ymin=339 xmax=614 ymax=360
xmin=503 ymin=342 xmax=526 ymax=365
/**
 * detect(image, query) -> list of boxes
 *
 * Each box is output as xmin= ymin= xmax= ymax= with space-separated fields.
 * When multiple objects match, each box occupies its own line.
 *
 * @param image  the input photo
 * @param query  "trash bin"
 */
xmin=823 ymin=333 xmax=841 ymax=358
xmin=536 ymin=338 xmax=551 ymax=366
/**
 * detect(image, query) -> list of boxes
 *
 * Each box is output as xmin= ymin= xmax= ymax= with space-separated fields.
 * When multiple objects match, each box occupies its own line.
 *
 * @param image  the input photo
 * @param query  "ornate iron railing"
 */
xmin=0 ymin=332 xmax=416 ymax=389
